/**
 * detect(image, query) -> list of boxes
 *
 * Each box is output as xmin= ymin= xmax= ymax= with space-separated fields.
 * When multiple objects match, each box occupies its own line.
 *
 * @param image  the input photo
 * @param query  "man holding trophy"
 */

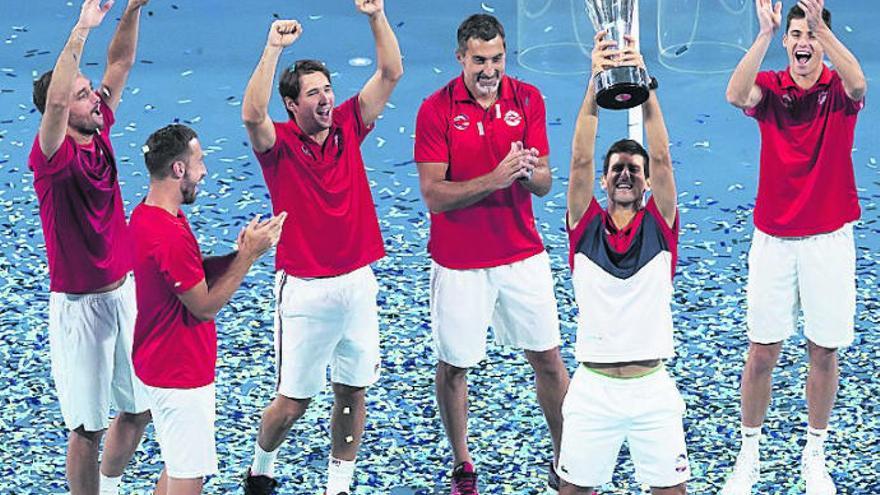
xmin=555 ymin=1 xmax=687 ymax=493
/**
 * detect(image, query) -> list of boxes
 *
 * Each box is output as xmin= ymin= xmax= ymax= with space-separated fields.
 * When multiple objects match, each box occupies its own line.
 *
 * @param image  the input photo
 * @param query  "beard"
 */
xmin=181 ymin=178 xmax=198 ymax=205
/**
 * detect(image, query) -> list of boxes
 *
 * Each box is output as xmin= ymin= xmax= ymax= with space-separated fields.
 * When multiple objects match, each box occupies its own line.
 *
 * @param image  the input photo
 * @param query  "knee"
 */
xmin=437 ymin=361 xmax=468 ymax=382
xmin=807 ymin=341 xmax=838 ymax=372
xmin=274 ymin=395 xmax=310 ymax=425
xmin=333 ymin=383 xmax=366 ymax=403
xmin=526 ymin=347 xmax=566 ymax=376
xmin=653 ymin=482 xmax=686 ymax=495
xmin=746 ymin=343 xmax=781 ymax=375
xmin=71 ymin=426 xmax=104 ymax=447
xmin=118 ymin=410 xmax=152 ymax=428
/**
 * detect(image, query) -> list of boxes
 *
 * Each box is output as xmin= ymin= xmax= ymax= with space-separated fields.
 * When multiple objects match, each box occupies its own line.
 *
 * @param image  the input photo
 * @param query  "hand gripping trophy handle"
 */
xmin=585 ymin=0 xmax=651 ymax=110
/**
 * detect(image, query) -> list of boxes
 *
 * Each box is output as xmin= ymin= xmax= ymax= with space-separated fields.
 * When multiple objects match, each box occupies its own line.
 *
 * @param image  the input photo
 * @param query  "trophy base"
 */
xmin=595 ymin=66 xmax=650 ymax=110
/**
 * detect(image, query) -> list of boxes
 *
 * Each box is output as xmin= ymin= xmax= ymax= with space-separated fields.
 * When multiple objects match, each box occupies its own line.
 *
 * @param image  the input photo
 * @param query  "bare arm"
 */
xmin=726 ymin=0 xmax=781 ymax=109
xmin=418 ymin=142 xmax=532 ymax=214
xmin=642 ymin=92 xmax=676 ymax=227
xmin=567 ymin=78 xmax=599 ymax=229
xmin=179 ymin=213 xmax=286 ymax=321
xmin=39 ymin=0 xmax=113 ymax=159
xmin=243 ymin=21 xmax=301 ymax=153
xmin=801 ymin=0 xmax=866 ymax=101
xmin=355 ymin=0 xmax=403 ymax=126
xmin=101 ymin=0 xmax=147 ymax=112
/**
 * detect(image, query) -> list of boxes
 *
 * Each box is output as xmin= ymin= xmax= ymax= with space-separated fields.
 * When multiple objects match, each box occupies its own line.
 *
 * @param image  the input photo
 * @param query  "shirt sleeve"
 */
xmin=29 ymin=134 xmax=76 ymax=177
xmin=155 ymin=226 xmax=205 ymax=294
xmin=744 ymin=71 xmax=773 ymax=121
xmin=832 ymin=72 xmax=866 ymax=115
xmin=522 ymin=86 xmax=550 ymax=156
xmin=414 ymin=96 xmax=449 ymax=164
xmin=254 ymin=122 xmax=288 ymax=170
xmin=335 ymin=95 xmax=373 ymax=144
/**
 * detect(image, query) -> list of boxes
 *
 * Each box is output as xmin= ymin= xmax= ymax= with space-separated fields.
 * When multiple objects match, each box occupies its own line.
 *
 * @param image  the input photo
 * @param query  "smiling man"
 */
xmin=721 ymin=1 xmax=867 ymax=494
xmin=556 ymin=32 xmax=685 ymax=495
xmin=28 ymin=1 xmax=152 ymax=493
xmin=414 ymin=13 xmax=570 ymax=495
xmin=239 ymin=1 xmax=403 ymax=494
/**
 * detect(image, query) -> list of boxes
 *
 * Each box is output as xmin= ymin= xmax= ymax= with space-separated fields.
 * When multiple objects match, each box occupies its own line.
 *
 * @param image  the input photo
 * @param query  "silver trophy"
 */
xmin=585 ymin=0 xmax=650 ymax=109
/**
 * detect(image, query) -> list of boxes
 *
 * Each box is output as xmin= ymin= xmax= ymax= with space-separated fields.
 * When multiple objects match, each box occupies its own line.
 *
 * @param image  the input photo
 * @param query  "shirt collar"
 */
xmin=781 ymin=65 xmax=833 ymax=90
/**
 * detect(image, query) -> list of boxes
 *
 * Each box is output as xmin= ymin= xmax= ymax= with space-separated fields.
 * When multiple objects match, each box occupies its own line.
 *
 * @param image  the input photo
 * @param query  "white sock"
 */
xmin=805 ymin=427 xmax=828 ymax=454
xmin=251 ymin=441 xmax=279 ymax=478
xmin=98 ymin=473 xmax=122 ymax=495
xmin=741 ymin=425 xmax=762 ymax=453
xmin=325 ymin=456 xmax=356 ymax=495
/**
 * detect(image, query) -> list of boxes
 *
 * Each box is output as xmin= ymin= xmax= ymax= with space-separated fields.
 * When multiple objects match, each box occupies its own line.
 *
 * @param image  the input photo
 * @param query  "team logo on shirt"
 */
xmin=818 ymin=90 xmax=828 ymax=106
xmin=504 ymin=109 xmax=522 ymax=127
xmin=301 ymin=144 xmax=313 ymax=158
xmin=452 ymin=114 xmax=470 ymax=131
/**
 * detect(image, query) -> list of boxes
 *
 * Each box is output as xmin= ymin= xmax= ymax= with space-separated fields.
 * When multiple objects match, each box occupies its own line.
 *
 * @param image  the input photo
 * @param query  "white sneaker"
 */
xmin=719 ymin=449 xmax=760 ymax=495
xmin=802 ymin=448 xmax=836 ymax=495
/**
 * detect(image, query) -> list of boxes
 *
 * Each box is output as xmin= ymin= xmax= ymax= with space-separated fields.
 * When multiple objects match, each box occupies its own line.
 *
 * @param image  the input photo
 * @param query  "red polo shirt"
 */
xmin=414 ymin=75 xmax=548 ymax=269
xmin=28 ymin=97 xmax=132 ymax=293
xmin=747 ymin=67 xmax=863 ymax=236
xmin=256 ymin=95 xmax=385 ymax=278
xmin=131 ymin=203 xmax=216 ymax=389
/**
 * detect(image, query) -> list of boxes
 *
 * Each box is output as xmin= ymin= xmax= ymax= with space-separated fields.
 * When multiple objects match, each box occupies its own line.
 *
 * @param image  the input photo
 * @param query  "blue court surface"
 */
xmin=0 ymin=0 xmax=878 ymax=493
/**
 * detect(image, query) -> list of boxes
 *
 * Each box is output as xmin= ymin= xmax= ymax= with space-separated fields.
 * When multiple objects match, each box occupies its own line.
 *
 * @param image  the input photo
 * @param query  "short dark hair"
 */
xmin=279 ymin=59 xmax=332 ymax=118
xmin=456 ymin=14 xmax=506 ymax=54
xmin=33 ymin=70 xmax=54 ymax=114
xmin=603 ymin=139 xmax=650 ymax=178
xmin=143 ymin=124 xmax=198 ymax=179
xmin=786 ymin=5 xmax=831 ymax=33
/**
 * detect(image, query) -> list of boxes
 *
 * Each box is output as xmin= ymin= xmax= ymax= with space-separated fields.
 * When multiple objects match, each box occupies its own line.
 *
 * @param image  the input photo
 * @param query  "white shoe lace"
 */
xmin=720 ymin=450 xmax=760 ymax=495
xmin=802 ymin=449 xmax=836 ymax=495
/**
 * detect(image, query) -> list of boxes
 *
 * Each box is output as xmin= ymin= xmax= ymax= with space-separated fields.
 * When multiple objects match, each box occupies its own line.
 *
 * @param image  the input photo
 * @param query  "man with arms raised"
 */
xmin=132 ymin=124 xmax=284 ymax=495
xmin=414 ymin=13 xmax=569 ymax=495
xmin=556 ymin=32 xmax=687 ymax=495
xmin=239 ymin=1 xmax=402 ymax=494
xmin=721 ymin=1 xmax=866 ymax=494
xmin=29 ymin=1 xmax=151 ymax=493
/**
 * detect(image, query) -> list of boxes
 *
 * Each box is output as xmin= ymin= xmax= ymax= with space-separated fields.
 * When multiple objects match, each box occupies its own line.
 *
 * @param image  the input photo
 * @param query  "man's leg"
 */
xmin=152 ymin=470 xmax=203 ymax=495
xmin=740 ymin=341 xmax=783 ymax=428
xmin=559 ymin=480 xmax=595 ymax=495
xmin=435 ymin=361 xmax=471 ymax=466
xmin=325 ymin=384 xmax=367 ymax=495
xmin=251 ymin=394 xmax=311 ymax=474
xmin=806 ymin=341 xmax=838 ymax=430
xmin=100 ymin=411 xmax=152 ymax=478
xmin=524 ymin=347 xmax=569 ymax=462
xmin=651 ymin=484 xmax=686 ymax=495
xmin=68 ymin=427 xmax=104 ymax=495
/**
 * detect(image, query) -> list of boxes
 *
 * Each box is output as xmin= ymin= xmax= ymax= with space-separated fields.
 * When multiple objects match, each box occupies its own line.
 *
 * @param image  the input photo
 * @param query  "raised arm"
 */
xmin=567 ymin=31 xmax=613 ymax=229
xmin=101 ymin=0 xmax=147 ymax=112
xmin=39 ymin=0 xmax=113 ymax=159
xmin=355 ymin=0 xmax=404 ymax=126
xmin=726 ymin=0 xmax=781 ymax=109
xmin=800 ymin=0 xmax=866 ymax=101
xmin=617 ymin=37 xmax=677 ymax=227
xmin=179 ymin=213 xmax=286 ymax=321
xmin=242 ymin=21 xmax=301 ymax=153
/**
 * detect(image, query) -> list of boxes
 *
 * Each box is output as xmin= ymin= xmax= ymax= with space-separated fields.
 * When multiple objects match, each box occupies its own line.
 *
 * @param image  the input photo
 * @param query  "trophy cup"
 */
xmin=585 ymin=0 xmax=650 ymax=110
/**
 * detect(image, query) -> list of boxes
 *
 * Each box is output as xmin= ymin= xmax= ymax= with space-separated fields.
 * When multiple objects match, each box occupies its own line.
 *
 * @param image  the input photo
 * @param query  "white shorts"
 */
xmin=145 ymin=383 xmax=218 ymax=479
xmin=274 ymin=265 xmax=381 ymax=399
xmin=557 ymin=366 xmax=690 ymax=489
xmin=430 ymin=251 xmax=560 ymax=368
xmin=747 ymin=224 xmax=856 ymax=348
xmin=48 ymin=275 xmax=150 ymax=432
